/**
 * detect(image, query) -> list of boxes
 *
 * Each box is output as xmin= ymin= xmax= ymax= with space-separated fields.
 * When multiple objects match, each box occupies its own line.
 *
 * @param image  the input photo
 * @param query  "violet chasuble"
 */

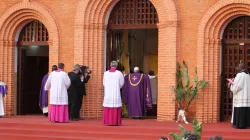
xmin=122 ymin=72 xmax=153 ymax=118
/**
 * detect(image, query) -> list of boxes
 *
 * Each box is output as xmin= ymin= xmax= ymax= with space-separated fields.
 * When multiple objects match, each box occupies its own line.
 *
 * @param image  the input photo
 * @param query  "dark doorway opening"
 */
xmin=17 ymin=46 xmax=49 ymax=115
xmin=17 ymin=20 xmax=49 ymax=115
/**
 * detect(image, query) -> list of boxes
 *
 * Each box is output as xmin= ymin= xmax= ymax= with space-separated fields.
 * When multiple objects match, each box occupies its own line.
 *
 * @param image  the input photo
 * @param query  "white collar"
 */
xmin=0 ymin=81 xmax=6 ymax=86
xmin=148 ymin=75 xmax=156 ymax=79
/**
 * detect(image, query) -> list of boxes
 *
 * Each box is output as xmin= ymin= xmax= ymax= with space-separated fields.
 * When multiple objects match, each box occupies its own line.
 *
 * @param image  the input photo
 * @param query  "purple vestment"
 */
xmin=39 ymin=74 xmax=49 ymax=109
xmin=0 ymin=84 xmax=8 ymax=97
xmin=122 ymin=72 xmax=153 ymax=117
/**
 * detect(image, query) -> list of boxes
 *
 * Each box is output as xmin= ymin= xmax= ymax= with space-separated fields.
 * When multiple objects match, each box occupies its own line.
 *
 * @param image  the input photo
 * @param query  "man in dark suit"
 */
xmin=67 ymin=64 xmax=84 ymax=121
xmin=76 ymin=66 xmax=90 ymax=120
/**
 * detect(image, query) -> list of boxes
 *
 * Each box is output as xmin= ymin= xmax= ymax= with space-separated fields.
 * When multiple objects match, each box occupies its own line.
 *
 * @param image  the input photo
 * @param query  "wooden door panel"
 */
xmin=222 ymin=43 xmax=250 ymax=120
xmin=221 ymin=16 xmax=250 ymax=121
xmin=108 ymin=0 xmax=158 ymax=29
xmin=106 ymin=30 xmax=123 ymax=69
xmin=17 ymin=48 xmax=26 ymax=115
xmin=244 ymin=45 xmax=250 ymax=72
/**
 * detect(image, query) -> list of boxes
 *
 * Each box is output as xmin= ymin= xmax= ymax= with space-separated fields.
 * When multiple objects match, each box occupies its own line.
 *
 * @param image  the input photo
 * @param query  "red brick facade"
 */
xmin=0 ymin=0 xmax=248 ymax=123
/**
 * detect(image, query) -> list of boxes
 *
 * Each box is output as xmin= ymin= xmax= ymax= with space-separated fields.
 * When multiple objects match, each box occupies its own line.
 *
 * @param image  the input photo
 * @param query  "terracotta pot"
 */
xmin=185 ymin=110 xmax=196 ymax=122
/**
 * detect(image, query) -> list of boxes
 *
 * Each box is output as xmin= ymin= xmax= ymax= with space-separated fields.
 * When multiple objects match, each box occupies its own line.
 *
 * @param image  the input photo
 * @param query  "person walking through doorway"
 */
xmin=39 ymin=65 xmax=57 ymax=116
xmin=44 ymin=63 xmax=71 ymax=123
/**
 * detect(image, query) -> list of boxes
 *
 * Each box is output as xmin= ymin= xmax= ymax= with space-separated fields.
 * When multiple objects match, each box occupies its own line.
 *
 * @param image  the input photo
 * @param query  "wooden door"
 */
xmin=244 ymin=44 xmax=250 ymax=72
xmin=221 ymin=16 xmax=250 ymax=121
xmin=17 ymin=48 xmax=26 ymax=115
xmin=106 ymin=30 xmax=123 ymax=69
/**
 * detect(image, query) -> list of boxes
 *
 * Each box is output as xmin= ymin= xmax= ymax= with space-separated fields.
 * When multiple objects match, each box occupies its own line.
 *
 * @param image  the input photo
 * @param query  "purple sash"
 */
xmin=0 ymin=85 xmax=8 ymax=97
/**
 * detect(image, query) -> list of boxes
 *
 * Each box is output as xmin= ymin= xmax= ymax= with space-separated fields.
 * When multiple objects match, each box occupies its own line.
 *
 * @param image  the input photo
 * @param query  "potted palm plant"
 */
xmin=169 ymin=116 xmax=202 ymax=140
xmin=173 ymin=61 xmax=208 ymax=123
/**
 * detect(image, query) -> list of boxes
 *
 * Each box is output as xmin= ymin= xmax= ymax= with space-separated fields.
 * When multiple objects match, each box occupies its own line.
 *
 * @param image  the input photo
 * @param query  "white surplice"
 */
xmin=148 ymin=75 xmax=158 ymax=105
xmin=103 ymin=70 xmax=124 ymax=108
xmin=0 ymin=81 xmax=7 ymax=116
xmin=44 ymin=71 xmax=71 ymax=105
xmin=230 ymin=72 xmax=250 ymax=108
xmin=0 ymin=94 xmax=4 ymax=116
xmin=230 ymin=71 xmax=250 ymax=125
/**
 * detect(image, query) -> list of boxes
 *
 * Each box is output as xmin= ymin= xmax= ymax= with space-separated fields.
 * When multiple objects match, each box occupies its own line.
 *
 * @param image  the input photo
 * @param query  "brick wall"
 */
xmin=0 ymin=0 xmax=248 ymax=123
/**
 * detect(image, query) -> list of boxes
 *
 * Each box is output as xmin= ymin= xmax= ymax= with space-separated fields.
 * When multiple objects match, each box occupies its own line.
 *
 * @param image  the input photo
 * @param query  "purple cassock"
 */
xmin=122 ymin=72 xmax=153 ymax=117
xmin=0 ymin=84 xmax=8 ymax=97
xmin=39 ymin=74 xmax=49 ymax=109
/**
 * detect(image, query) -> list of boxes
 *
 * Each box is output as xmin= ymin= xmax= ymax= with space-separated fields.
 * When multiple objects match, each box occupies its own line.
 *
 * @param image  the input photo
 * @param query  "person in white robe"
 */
xmin=228 ymin=66 xmax=240 ymax=123
xmin=148 ymin=71 xmax=158 ymax=116
xmin=45 ymin=63 xmax=71 ymax=123
xmin=229 ymin=63 xmax=250 ymax=129
xmin=102 ymin=61 xmax=124 ymax=126
xmin=148 ymin=71 xmax=158 ymax=105
xmin=0 ymin=81 xmax=8 ymax=117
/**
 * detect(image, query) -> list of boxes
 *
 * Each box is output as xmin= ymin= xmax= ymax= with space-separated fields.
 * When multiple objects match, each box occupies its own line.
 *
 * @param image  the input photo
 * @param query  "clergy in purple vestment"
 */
xmin=0 ymin=80 xmax=8 ymax=117
xmin=39 ymin=65 xmax=57 ymax=116
xmin=122 ymin=67 xmax=153 ymax=119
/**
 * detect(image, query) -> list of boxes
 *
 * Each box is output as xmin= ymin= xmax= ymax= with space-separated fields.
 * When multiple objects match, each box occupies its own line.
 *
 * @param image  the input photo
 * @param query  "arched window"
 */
xmin=18 ymin=20 xmax=49 ymax=46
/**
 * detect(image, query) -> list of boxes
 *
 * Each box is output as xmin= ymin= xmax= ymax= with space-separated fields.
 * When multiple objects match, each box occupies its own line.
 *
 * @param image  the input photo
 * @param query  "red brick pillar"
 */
xmin=157 ymin=21 xmax=179 ymax=121
xmin=2 ymin=40 xmax=15 ymax=116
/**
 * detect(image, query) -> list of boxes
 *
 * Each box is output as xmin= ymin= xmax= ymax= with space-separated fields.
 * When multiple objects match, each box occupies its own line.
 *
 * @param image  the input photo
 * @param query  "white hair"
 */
xmin=110 ymin=61 xmax=118 ymax=67
xmin=134 ymin=67 xmax=139 ymax=72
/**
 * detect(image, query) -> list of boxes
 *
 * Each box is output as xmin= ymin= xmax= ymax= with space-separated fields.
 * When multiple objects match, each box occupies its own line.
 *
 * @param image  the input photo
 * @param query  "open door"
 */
xmin=17 ymin=47 xmax=26 ymax=115
xmin=106 ymin=29 xmax=123 ymax=70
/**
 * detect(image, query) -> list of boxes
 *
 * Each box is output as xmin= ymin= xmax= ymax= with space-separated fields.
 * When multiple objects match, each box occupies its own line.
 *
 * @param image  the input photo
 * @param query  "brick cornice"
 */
xmin=157 ymin=20 xmax=180 ymax=28
xmin=83 ymin=23 xmax=105 ymax=30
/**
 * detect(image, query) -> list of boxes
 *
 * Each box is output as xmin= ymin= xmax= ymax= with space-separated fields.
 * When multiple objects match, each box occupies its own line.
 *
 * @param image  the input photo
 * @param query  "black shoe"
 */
xmin=132 ymin=117 xmax=143 ymax=120
xmin=76 ymin=116 xmax=84 ymax=120
xmin=44 ymin=113 xmax=48 ymax=117
xmin=78 ymin=117 xmax=84 ymax=120
xmin=70 ymin=118 xmax=80 ymax=121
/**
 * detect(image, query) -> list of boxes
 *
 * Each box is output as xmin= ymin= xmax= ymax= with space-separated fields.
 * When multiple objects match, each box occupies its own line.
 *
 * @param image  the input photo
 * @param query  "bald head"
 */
xmin=134 ymin=67 xmax=139 ymax=72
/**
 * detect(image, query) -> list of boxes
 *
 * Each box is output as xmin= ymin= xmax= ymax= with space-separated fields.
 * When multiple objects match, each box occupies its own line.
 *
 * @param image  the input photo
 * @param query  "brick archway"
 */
xmin=74 ymin=0 xmax=179 ymax=120
xmin=197 ymin=0 xmax=250 ymax=123
xmin=0 ymin=1 xmax=59 ymax=115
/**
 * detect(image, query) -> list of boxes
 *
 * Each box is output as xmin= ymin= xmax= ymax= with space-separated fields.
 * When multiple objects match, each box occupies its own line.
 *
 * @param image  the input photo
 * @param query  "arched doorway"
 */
xmin=106 ymin=0 xmax=159 ymax=118
xmin=75 ymin=0 xmax=178 ymax=120
xmin=221 ymin=16 xmax=250 ymax=121
xmin=17 ymin=20 xmax=49 ymax=115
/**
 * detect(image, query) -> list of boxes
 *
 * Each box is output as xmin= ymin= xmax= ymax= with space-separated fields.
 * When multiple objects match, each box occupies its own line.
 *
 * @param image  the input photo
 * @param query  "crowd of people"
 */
xmin=40 ymin=63 xmax=90 ymax=122
xmin=39 ymin=61 xmax=156 ymax=124
xmin=2 ymin=60 xmax=248 ymax=139
xmin=40 ymin=61 xmax=250 ymax=126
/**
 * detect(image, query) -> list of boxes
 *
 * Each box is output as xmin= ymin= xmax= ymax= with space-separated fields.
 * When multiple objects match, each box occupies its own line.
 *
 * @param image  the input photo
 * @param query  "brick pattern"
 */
xmin=3 ymin=0 xmax=247 ymax=123
xmin=197 ymin=0 xmax=250 ymax=123
xmin=0 ymin=1 xmax=59 ymax=115
xmin=74 ymin=0 xmax=179 ymax=120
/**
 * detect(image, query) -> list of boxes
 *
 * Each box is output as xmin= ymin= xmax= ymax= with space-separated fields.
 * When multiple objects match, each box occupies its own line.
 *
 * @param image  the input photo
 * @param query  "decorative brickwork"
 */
xmin=74 ymin=0 xmax=179 ymax=120
xmin=2 ymin=0 xmax=246 ymax=123
xmin=0 ymin=1 xmax=59 ymax=115
xmin=197 ymin=0 xmax=250 ymax=123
